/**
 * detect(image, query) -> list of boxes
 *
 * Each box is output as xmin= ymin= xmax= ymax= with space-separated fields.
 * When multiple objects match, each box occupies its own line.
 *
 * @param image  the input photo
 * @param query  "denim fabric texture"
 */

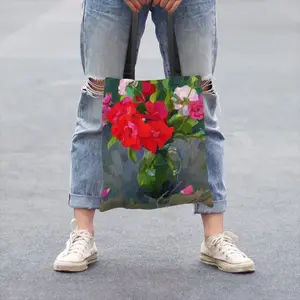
xmin=70 ymin=0 xmax=227 ymax=214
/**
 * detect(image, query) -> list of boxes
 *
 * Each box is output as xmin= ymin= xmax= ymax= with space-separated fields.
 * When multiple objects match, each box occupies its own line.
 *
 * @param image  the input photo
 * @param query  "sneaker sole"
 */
xmin=200 ymin=253 xmax=255 ymax=273
xmin=54 ymin=253 xmax=98 ymax=272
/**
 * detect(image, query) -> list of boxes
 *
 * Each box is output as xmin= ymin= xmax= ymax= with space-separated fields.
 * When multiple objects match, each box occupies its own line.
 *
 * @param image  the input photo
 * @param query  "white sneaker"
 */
xmin=53 ymin=219 xmax=98 ymax=272
xmin=200 ymin=231 xmax=255 ymax=273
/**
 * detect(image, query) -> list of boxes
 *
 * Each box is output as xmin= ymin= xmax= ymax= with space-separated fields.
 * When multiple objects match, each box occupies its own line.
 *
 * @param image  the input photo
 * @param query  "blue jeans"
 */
xmin=69 ymin=0 xmax=227 ymax=214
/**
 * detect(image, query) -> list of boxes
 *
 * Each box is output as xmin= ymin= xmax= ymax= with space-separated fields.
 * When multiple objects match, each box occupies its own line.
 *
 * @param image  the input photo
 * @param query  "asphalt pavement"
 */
xmin=1 ymin=1 xmax=300 ymax=300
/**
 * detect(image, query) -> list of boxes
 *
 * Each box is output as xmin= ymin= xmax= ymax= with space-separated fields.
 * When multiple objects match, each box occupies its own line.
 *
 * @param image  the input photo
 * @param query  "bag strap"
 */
xmin=123 ymin=12 xmax=181 ymax=79
xmin=167 ymin=13 xmax=181 ymax=77
xmin=123 ymin=12 xmax=139 ymax=79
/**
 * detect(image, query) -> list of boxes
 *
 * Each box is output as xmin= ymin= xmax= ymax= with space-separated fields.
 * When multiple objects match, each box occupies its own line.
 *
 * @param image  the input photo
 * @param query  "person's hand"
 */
xmin=124 ymin=0 xmax=150 ymax=13
xmin=152 ymin=0 xmax=183 ymax=13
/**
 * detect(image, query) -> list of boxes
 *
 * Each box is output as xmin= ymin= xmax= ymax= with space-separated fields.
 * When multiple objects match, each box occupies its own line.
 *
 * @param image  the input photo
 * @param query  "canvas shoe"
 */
xmin=200 ymin=231 xmax=255 ymax=273
xmin=54 ymin=219 xmax=98 ymax=272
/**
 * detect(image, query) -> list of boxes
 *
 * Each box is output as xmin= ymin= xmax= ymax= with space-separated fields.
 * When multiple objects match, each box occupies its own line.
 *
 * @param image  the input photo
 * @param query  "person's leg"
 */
xmin=54 ymin=0 xmax=150 ymax=272
xmin=71 ymin=4 xmax=150 ymax=236
xmin=152 ymin=1 xmax=254 ymax=273
xmin=152 ymin=0 xmax=226 ymax=237
xmin=69 ymin=0 xmax=132 ymax=236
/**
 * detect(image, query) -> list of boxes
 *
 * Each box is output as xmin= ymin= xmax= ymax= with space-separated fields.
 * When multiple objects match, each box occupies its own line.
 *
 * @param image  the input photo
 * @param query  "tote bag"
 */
xmin=100 ymin=13 xmax=213 ymax=211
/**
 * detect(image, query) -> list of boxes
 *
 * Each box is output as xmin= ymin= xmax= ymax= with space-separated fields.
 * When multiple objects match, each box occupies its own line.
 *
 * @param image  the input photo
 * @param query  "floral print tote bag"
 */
xmin=100 ymin=13 xmax=212 ymax=211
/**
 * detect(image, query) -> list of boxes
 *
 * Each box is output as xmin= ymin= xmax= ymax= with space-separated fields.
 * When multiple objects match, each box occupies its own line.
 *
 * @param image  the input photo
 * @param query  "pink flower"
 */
xmin=102 ymin=105 xmax=111 ymax=126
xmin=180 ymin=185 xmax=194 ymax=195
xmin=103 ymin=93 xmax=112 ymax=106
xmin=121 ymin=97 xmax=133 ymax=104
xmin=188 ymin=99 xmax=204 ymax=120
xmin=101 ymin=188 xmax=111 ymax=198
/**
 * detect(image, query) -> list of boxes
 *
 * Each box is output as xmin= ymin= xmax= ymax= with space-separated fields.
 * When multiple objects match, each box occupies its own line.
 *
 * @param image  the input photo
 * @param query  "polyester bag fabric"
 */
xmin=100 ymin=13 xmax=212 ymax=211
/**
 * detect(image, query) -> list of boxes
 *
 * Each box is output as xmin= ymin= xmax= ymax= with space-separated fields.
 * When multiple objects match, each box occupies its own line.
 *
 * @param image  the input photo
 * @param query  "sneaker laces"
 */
xmin=66 ymin=219 xmax=93 ymax=256
xmin=208 ymin=231 xmax=247 ymax=258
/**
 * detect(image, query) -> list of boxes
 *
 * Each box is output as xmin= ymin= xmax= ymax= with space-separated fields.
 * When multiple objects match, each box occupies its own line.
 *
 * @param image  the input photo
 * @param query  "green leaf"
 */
xmin=107 ymin=136 xmax=118 ymax=149
xmin=195 ymin=87 xmax=203 ymax=95
xmin=190 ymin=132 xmax=205 ymax=140
xmin=136 ymin=81 xmax=143 ymax=93
xmin=128 ymin=148 xmax=137 ymax=163
xmin=169 ymin=116 xmax=197 ymax=135
xmin=150 ymin=91 xmax=158 ymax=103
xmin=136 ymin=103 xmax=146 ymax=114
xmin=137 ymin=170 xmax=155 ymax=189
xmin=188 ymin=76 xmax=198 ymax=89
xmin=137 ymin=151 xmax=175 ymax=192
xmin=150 ymin=80 xmax=157 ymax=84
xmin=162 ymin=78 xmax=170 ymax=91
xmin=191 ymin=120 xmax=205 ymax=134
xmin=164 ymin=93 xmax=173 ymax=111
xmin=152 ymin=152 xmax=174 ymax=184
xmin=157 ymin=88 xmax=166 ymax=101
xmin=181 ymin=118 xmax=198 ymax=134
xmin=137 ymin=153 xmax=156 ymax=188
xmin=189 ymin=132 xmax=201 ymax=138
xmin=168 ymin=114 xmax=186 ymax=127
xmin=125 ymin=86 xmax=134 ymax=98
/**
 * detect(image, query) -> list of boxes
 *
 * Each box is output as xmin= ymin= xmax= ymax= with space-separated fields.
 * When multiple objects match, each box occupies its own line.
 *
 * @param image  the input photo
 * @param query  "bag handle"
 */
xmin=123 ymin=12 xmax=181 ymax=79
xmin=167 ymin=13 xmax=181 ymax=77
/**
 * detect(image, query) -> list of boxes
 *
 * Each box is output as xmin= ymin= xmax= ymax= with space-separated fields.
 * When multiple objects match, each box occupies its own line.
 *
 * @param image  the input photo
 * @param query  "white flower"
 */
xmin=173 ymin=85 xmax=199 ymax=115
xmin=118 ymin=79 xmax=134 ymax=95
xmin=174 ymin=86 xmax=198 ymax=101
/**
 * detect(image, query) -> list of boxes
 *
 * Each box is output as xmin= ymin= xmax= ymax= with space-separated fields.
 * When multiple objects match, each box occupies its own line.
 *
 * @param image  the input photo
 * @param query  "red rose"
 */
xmin=112 ymin=115 xmax=151 ymax=151
xmin=107 ymin=101 xmax=137 ymax=124
xmin=135 ymin=82 xmax=156 ymax=102
xmin=140 ymin=121 xmax=174 ymax=154
xmin=141 ymin=82 xmax=156 ymax=97
xmin=144 ymin=101 xmax=168 ymax=121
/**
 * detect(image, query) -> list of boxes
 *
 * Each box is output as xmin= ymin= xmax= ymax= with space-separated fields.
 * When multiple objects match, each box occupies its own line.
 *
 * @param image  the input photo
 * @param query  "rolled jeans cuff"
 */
xmin=69 ymin=193 xmax=100 ymax=210
xmin=194 ymin=200 xmax=227 ymax=214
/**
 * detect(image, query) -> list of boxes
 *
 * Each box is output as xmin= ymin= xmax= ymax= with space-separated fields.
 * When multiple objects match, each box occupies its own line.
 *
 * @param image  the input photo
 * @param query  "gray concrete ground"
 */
xmin=1 ymin=0 xmax=300 ymax=299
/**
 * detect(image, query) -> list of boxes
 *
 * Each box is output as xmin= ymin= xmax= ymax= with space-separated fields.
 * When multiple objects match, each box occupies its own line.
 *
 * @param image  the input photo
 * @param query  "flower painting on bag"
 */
xmin=100 ymin=76 xmax=212 ymax=211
